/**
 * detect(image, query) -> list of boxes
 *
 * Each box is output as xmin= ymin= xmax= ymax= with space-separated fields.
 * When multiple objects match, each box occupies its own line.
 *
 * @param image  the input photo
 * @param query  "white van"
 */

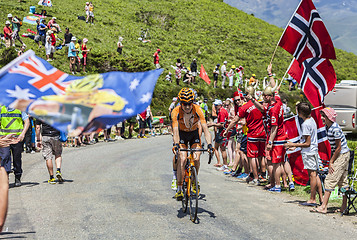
xmin=324 ymin=80 xmax=357 ymax=133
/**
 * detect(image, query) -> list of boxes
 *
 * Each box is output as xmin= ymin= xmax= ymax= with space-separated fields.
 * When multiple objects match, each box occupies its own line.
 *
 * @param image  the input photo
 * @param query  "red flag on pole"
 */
xmin=199 ymin=64 xmax=211 ymax=85
xmin=278 ymin=0 xmax=336 ymax=63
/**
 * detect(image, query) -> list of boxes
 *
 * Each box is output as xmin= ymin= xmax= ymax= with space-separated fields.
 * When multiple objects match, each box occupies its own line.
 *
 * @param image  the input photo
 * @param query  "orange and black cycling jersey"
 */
xmin=171 ymin=104 xmax=206 ymax=132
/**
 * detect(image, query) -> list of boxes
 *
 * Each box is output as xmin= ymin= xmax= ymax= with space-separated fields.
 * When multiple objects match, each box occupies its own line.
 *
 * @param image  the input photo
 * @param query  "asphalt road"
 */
xmin=1 ymin=135 xmax=357 ymax=239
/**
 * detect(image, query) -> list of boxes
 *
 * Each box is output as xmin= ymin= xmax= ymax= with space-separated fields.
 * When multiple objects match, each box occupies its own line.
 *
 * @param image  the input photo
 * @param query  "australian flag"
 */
xmin=288 ymin=57 xmax=336 ymax=108
xmin=0 ymin=50 xmax=163 ymax=135
xmin=278 ymin=0 xmax=336 ymax=63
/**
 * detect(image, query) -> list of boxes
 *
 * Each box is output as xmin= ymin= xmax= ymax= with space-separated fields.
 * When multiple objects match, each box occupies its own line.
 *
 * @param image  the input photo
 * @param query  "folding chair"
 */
xmin=342 ymin=150 xmax=357 ymax=215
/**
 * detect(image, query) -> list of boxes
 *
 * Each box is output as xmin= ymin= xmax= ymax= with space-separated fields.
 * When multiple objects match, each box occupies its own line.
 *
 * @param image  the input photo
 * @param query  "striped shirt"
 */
xmin=326 ymin=122 xmax=349 ymax=155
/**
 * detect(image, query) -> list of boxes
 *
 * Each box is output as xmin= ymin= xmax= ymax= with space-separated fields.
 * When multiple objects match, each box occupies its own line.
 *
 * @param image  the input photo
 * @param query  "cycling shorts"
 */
xmin=247 ymin=137 xmax=265 ymax=158
xmin=179 ymin=129 xmax=201 ymax=148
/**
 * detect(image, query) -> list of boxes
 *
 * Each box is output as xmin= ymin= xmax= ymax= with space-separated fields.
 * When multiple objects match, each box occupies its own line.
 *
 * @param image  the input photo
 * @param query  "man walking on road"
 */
xmin=0 ymin=106 xmax=29 ymax=187
xmin=35 ymin=120 xmax=64 ymax=184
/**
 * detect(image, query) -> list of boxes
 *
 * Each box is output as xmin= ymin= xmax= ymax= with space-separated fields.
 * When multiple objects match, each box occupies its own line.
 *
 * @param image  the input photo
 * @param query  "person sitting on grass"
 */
xmin=284 ymin=102 xmax=322 ymax=205
xmin=311 ymin=107 xmax=350 ymax=214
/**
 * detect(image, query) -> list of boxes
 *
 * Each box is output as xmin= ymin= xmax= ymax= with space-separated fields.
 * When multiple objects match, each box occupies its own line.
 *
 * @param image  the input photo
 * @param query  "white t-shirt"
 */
xmin=221 ymin=65 xmax=226 ymax=76
xmin=301 ymin=117 xmax=318 ymax=154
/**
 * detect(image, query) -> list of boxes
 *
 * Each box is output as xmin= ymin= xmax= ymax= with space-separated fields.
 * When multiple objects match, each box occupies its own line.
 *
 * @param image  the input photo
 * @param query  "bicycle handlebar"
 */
xmin=175 ymin=148 xmax=213 ymax=164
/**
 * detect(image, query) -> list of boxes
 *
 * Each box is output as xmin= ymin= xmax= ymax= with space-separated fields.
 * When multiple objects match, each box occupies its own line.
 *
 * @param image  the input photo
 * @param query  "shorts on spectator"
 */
xmin=302 ymin=153 xmax=319 ymax=170
xmin=12 ymin=30 xmax=20 ymax=40
xmin=324 ymin=151 xmax=350 ymax=191
xmin=4 ymin=38 xmax=12 ymax=48
xmin=81 ymin=56 xmax=87 ymax=66
xmin=42 ymin=136 xmax=63 ymax=160
xmin=116 ymin=122 xmax=123 ymax=128
xmin=240 ymin=135 xmax=247 ymax=153
xmin=89 ymin=11 xmax=94 ymax=17
xmin=155 ymin=63 xmax=160 ymax=69
xmin=215 ymin=132 xmax=228 ymax=148
xmin=50 ymin=45 xmax=56 ymax=53
xmin=247 ymin=137 xmax=265 ymax=158
xmin=139 ymin=118 xmax=147 ymax=129
xmin=192 ymin=72 xmax=197 ymax=77
xmin=270 ymin=143 xmax=286 ymax=163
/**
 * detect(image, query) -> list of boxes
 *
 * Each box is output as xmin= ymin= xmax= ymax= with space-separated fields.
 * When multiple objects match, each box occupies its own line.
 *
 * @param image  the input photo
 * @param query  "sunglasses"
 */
xmin=234 ymin=99 xmax=240 ymax=102
xmin=182 ymin=102 xmax=192 ymax=106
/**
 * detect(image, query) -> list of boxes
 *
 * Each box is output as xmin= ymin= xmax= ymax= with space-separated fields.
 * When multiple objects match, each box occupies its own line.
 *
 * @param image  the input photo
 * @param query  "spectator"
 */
xmin=249 ymin=74 xmax=257 ymax=85
xmin=165 ymin=72 xmax=172 ymax=83
xmin=146 ymin=106 xmax=154 ymax=137
xmin=7 ymin=14 xmax=25 ymax=47
xmin=285 ymin=103 xmax=321 ymax=204
xmin=75 ymin=39 xmax=82 ymax=73
xmin=221 ymin=61 xmax=227 ymax=89
xmin=138 ymin=109 xmax=148 ymax=138
xmin=47 ymin=17 xmax=61 ymax=32
xmin=81 ymin=38 xmax=90 ymax=73
xmin=127 ymin=116 xmax=137 ymax=139
xmin=49 ymin=29 xmax=56 ymax=60
xmin=115 ymin=121 xmax=126 ymax=140
xmin=182 ymin=70 xmax=193 ymax=84
xmin=85 ymin=2 xmax=90 ymax=23
xmin=153 ymin=49 xmax=160 ymax=69
xmin=213 ymin=64 xmax=220 ymax=88
xmin=24 ymin=116 xmax=36 ymax=153
xmin=17 ymin=45 xmax=26 ymax=56
xmin=0 ymin=166 xmax=8 ymax=232
xmin=312 ymin=107 xmax=350 ymax=214
xmin=62 ymin=27 xmax=73 ymax=46
xmin=35 ymin=120 xmax=64 ymax=184
xmin=286 ymin=75 xmax=297 ymax=91
xmin=88 ymin=2 xmax=95 ymax=24
xmin=175 ymin=58 xmax=182 ymax=85
xmin=200 ymin=98 xmax=209 ymax=122
xmin=236 ymin=66 xmax=244 ymax=88
xmin=0 ymin=106 xmax=30 ymax=187
xmin=190 ymin=59 xmax=197 ymax=84
xmin=34 ymin=19 xmax=47 ymax=48
xmin=45 ymin=30 xmax=53 ymax=61
xmin=117 ymin=36 xmax=124 ymax=54
xmin=227 ymin=65 xmax=235 ymax=89
xmin=68 ymin=36 xmax=78 ymax=74
xmin=3 ymin=21 xmax=12 ymax=48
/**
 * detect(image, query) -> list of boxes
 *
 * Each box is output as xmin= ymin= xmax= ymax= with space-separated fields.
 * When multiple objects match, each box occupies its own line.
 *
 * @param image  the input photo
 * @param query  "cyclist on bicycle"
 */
xmin=171 ymin=88 xmax=213 ymax=200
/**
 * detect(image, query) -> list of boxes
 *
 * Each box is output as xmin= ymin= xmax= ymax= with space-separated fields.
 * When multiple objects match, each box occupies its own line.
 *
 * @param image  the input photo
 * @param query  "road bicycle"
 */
xmin=175 ymin=148 xmax=212 ymax=222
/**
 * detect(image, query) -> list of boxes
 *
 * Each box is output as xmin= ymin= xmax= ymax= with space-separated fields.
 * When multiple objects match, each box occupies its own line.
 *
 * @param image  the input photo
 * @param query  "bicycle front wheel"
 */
xmin=182 ymin=180 xmax=188 ymax=213
xmin=189 ymin=166 xmax=198 ymax=222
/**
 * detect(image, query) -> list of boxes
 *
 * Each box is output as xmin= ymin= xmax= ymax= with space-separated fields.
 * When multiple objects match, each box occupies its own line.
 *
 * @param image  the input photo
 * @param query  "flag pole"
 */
xmin=278 ymin=58 xmax=296 ymax=89
xmin=271 ymin=0 xmax=304 ymax=65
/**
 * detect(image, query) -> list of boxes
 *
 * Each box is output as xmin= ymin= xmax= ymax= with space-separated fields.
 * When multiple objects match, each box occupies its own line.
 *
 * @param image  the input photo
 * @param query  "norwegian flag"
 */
xmin=311 ymin=107 xmax=331 ymax=166
xmin=199 ymin=64 xmax=211 ymax=85
xmin=284 ymin=115 xmax=309 ymax=186
xmin=278 ymin=0 xmax=336 ymax=63
xmin=38 ymin=0 xmax=52 ymax=7
xmin=288 ymin=57 xmax=336 ymax=107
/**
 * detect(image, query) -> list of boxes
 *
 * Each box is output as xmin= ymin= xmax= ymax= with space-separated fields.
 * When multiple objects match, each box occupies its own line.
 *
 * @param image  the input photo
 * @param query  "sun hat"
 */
xmin=157 ymin=48 xmax=161 ymax=52
xmin=7 ymin=14 xmax=12 ymax=18
xmin=213 ymin=99 xmax=222 ymax=106
xmin=231 ymin=65 xmax=236 ymax=69
xmin=252 ymin=74 xmax=256 ymax=77
xmin=226 ymin=98 xmax=233 ymax=103
xmin=83 ymin=38 xmax=88 ymax=43
xmin=71 ymin=36 xmax=77 ymax=41
xmin=321 ymin=107 xmax=337 ymax=122
xmin=172 ymin=97 xmax=178 ymax=101
xmin=5 ymin=21 xmax=10 ymax=25
xmin=86 ymin=2 xmax=89 ymax=4
xmin=223 ymin=61 xmax=227 ymax=64
xmin=52 ymin=17 xmax=56 ymax=20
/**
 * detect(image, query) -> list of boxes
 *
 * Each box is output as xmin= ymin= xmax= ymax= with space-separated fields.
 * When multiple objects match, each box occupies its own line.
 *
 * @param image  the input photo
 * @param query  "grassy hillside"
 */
xmin=1 ymin=0 xmax=357 ymax=116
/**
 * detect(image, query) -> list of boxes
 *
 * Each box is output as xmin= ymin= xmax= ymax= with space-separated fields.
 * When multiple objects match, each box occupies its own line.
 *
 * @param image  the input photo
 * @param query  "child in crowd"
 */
xmin=285 ymin=102 xmax=322 ymax=205
xmin=81 ymin=38 xmax=90 ymax=73
xmin=312 ymin=107 xmax=350 ymax=214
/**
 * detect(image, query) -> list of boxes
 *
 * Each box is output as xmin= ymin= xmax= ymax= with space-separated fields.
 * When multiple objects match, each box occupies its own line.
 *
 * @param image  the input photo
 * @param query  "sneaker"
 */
xmin=56 ymin=171 xmax=64 ymax=182
xmin=174 ymin=191 xmax=184 ymax=201
xmin=192 ymin=181 xmax=200 ymax=195
xmin=259 ymin=175 xmax=268 ymax=182
xmin=15 ymin=178 xmax=21 ymax=187
xmin=216 ymin=165 xmax=228 ymax=171
xmin=237 ymin=173 xmax=248 ymax=179
xmin=231 ymin=171 xmax=241 ymax=177
xmin=142 ymin=136 xmax=147 ymax=139
xmin=48 ymin=178 xmax=56 ymax=184
xmin=268 ymin=186 xmax=282 ymax=192
xmin=289 ymin=183 xmax=295 ymax=191
xmin=171 ymin=179 xmax=177 ymax=191
xmin=246 ymin=176 xmax=254 ymax=183
xmin=250 ymin=179 xmax=260 ymax=186
xmin=224 ymin=169 xmax=233 ymax=175
xmin=31 ymin=150 xmax=35 ymax=154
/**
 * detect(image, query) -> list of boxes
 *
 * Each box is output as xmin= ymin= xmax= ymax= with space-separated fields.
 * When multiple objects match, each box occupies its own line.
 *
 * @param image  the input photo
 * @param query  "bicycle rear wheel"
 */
xmin=182 ymin=181 xmax=188 ymax=213
xmin=189 ymin=166 xmax=198 ymax=222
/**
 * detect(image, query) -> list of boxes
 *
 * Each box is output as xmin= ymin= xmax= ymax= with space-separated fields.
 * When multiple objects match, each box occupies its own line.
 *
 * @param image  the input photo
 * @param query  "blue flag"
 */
xmin=0 ymin=50 xmax=163 ymax=135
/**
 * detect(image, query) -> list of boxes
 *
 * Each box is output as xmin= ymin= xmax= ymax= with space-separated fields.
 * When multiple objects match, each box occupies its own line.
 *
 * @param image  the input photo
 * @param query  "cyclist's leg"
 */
xmin=192 ymin=143 xmax=201 ymax=174
xmin=177 ymin=146 xmax=188 ymax=190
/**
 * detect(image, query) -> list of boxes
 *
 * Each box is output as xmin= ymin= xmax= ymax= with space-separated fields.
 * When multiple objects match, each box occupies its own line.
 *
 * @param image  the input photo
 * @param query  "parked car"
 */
xmin=324 ymin=80 xmax=357 ymax=133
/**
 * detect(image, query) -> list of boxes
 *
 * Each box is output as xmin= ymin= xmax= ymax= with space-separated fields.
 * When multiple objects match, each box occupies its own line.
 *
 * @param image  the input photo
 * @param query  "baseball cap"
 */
xmin=71 ymin=36 xmax=77 ymax=41
xmin=223 ymin=61 xmax=227 ymax=64
xmin=83 ymin=38 xmax=88 ymax=43
xmin=157 ymin=48 xmax=161 ymax=52
xmin=5 ymin=21 xmax=10 ymax=25
xmin=172 ymin=97 xmax=178 ymax=101
xmin=7 ymin=14 xmax=12 ymax=18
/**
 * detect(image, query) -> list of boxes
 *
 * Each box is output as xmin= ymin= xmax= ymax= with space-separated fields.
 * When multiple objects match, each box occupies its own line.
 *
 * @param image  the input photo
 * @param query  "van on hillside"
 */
xmin=324 ymin=80 xmax=357 ymax=133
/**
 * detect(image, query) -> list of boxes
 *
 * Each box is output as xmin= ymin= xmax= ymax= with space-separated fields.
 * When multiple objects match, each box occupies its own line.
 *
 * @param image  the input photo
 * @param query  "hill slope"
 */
xmin=1 ymin=0 xmax=357 ymax=115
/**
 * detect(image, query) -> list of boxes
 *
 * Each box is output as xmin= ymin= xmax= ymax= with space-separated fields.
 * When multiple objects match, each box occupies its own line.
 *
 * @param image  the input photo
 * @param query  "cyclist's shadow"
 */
xmin=176 ymin=193 xmax=217 ymax=223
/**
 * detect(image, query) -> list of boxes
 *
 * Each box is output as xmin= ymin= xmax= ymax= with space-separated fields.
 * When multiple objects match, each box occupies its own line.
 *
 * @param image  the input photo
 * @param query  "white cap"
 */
xmin=71 ymin=36 xmax=77 ymax=41
xmin=172 ymin=97 xmax=178 ymax=101
xmin=226 ymin=98 xmax=233 ymax=103
xmin=52 ymin=17 xmax=56 ymax=20
xmin=213 ymin=99 xmax=222 ymax=106
xmin=223 ymin=61 xmax=227 ymax=64
xmin=5 ymin=21 xmax=10 ymax=25
xmin=7 ymin=14 xmax=12 ymax=18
